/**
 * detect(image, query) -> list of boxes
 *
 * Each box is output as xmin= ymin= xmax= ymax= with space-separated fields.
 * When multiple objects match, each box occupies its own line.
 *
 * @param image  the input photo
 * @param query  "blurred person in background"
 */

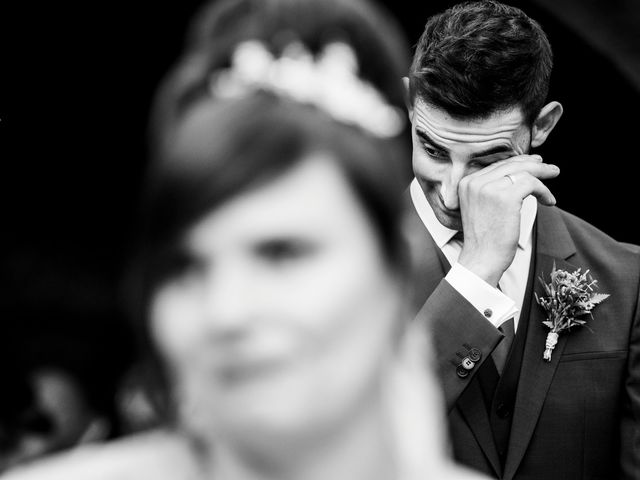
xmin=0 ymin=257 xmax=134 ymax=473
xmin=0 ymin=366 xmax=111 ymax=473
xmin=2 ymin=1 xmax=489 ymax=479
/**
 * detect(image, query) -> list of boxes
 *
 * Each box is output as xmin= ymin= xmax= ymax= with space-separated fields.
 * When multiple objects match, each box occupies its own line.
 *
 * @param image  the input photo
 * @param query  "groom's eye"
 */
xmin=469 ymin=159 xmax=494 ymax=169
xmin=470 ymin=154 xmax=512 ymax=169
xmin=422 ymin=144 xmax=448 ymax=160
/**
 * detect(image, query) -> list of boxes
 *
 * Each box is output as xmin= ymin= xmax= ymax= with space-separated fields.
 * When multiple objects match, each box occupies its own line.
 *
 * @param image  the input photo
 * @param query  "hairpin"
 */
xmin=210 ymin=40 xmax=405 ymax=138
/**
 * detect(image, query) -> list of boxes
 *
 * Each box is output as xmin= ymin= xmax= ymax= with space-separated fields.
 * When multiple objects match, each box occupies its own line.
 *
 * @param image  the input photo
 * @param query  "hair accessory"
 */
xmin=210 ymin=40 xmax=405 ymax=138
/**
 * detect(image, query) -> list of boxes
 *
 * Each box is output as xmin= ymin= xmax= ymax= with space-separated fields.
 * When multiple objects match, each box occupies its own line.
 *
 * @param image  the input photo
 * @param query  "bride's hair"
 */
xmin=148 ymin=0 xmax=412 ymax=177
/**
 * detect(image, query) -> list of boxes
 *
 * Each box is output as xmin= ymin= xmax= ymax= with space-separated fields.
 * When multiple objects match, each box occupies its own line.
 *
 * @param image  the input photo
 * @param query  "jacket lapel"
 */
xmin=404 ymin=189 xmax=502 ymax=474
xmin=503 ymin=206 xmax=578 ymax=480
xmin=403 ymin=188 xmax=502 ymax=475
xmin=457 ymin=379 xmax=503 ymax=477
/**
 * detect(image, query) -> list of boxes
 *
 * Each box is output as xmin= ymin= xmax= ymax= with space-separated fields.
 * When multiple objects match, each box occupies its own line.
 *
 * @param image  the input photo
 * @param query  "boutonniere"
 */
xmin=534 ymin=263 xmax=610 ymax=362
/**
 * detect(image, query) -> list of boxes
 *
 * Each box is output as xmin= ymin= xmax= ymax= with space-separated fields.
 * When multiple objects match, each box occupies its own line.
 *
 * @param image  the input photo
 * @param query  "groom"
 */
xmin=405 ymin=1 xmax=640 ymax=479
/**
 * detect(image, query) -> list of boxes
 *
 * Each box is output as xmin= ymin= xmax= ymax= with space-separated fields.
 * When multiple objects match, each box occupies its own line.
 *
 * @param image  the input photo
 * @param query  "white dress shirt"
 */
xmin=410 ymin=178 xmax=537 ymax=332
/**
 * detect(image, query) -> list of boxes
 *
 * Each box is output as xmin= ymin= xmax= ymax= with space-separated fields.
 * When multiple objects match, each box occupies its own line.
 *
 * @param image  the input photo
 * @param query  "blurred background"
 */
xmin=1 ymin=0 xmax=639 ymax=465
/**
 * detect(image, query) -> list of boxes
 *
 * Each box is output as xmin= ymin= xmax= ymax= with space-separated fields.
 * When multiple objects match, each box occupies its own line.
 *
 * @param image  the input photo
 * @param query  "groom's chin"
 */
xmin=434 ymin=209 xmax=462 ymax=231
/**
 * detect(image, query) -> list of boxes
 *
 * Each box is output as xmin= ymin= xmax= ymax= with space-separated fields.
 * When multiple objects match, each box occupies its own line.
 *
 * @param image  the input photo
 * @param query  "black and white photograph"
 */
xmin=1 ymin=1 xmax=639 ymax=478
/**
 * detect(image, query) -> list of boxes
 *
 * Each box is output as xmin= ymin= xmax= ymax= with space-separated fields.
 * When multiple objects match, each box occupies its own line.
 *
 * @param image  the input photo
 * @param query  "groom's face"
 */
xmin=410 ymin=99 xmax=532 ymax=231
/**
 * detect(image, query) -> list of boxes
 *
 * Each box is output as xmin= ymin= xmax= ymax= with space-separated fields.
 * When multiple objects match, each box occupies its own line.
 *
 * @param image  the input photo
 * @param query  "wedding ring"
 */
xmin=505 ymin=173 xmax=516 ymax=185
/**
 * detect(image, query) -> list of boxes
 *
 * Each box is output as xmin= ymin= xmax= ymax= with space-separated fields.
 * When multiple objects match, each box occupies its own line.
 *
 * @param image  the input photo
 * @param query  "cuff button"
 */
xmin=468 ymin=348 xmax=481 ymax=362
xmin=483 ymin=308 xmax=493 ymax=318
xmin=461 ymin=357 xmax=475 ymax=370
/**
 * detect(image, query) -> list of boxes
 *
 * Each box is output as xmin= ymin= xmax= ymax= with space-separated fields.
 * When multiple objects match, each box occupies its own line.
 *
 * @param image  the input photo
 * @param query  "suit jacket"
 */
xmin=405 ymin=201 xmax=640 ymax=480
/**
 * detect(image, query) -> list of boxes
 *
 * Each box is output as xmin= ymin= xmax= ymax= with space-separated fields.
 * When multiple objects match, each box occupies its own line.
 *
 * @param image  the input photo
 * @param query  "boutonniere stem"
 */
xmin=534 ymin=263 xmax=609 ymax=361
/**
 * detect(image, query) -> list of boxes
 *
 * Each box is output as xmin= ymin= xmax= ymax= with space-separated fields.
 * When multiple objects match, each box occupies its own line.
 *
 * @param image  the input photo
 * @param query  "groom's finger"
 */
xmin=467 ymin=160 xmax=559 ymax=187
xmin=473 ymin=154 xmax=543 ymax=177
xmin=497 ymin=173 xmax=557 ymax=205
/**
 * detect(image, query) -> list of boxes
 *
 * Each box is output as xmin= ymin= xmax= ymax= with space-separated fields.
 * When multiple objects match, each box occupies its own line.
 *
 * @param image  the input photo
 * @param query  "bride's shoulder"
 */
xmin=1 ymin=429 xmax=197 ymax=480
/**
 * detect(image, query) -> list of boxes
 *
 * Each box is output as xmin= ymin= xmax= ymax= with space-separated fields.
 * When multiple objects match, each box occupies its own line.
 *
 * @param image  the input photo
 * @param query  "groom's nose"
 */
xmin=441 ymin=166 xmax=465 ymax=210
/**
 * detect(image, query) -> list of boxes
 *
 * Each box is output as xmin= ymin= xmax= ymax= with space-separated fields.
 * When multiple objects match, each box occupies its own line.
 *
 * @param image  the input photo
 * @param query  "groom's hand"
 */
xmin=457 ymin=155 xmax=559 ymax=286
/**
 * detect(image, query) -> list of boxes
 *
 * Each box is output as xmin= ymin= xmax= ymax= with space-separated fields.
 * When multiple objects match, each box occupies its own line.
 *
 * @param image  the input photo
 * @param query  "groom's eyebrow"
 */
xmin=471 ymin=144 xmax=514 ymax=158
xmin=418 ymin=128 xmax=514 ymax=158
xmin=416 ymin=129 xmax=448 ymax=152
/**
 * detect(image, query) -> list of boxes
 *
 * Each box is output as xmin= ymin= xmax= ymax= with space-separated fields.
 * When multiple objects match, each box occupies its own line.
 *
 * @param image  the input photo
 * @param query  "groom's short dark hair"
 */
xmin=409 ymin=0 xmax=553 ymax=124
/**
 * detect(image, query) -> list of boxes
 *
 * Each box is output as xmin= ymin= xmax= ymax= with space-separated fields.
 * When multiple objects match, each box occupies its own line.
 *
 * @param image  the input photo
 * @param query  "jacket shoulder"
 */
xmin=550 ymin=208 xmax=640 ymax=306
xmin=556 ymin=207 xmax=640 ymax=264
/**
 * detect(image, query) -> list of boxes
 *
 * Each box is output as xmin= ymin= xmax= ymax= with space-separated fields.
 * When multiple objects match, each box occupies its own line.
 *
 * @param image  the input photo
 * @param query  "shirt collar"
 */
xmin=409 ymin=178 xmax=537 ymax=250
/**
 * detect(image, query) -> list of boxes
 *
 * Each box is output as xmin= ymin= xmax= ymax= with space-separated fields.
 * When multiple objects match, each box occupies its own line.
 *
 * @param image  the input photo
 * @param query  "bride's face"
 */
xmin=149 ymin=153 xmax=403 ymax=442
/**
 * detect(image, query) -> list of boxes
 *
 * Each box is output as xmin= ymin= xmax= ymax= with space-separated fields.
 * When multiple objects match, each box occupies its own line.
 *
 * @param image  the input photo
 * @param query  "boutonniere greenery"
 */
xmin=534 ymin=263 xmax=609 ymax=362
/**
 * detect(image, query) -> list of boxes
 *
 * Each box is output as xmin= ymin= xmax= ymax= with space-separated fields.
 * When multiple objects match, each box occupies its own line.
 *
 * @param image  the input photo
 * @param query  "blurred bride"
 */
xmin=3 ymin=1 xmax=489 ymax=479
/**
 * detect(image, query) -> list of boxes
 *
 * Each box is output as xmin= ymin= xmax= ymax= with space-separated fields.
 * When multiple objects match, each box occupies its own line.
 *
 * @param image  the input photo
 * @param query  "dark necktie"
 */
xmin=493 ymin=317 xmax=515 ymax=375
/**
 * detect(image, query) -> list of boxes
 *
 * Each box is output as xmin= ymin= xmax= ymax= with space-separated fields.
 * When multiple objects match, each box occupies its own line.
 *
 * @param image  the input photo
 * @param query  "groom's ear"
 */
xmin=402 ymin=76 xmax=413 ymax=119
xmin=531 ymin=101 xmax=563 ymax=148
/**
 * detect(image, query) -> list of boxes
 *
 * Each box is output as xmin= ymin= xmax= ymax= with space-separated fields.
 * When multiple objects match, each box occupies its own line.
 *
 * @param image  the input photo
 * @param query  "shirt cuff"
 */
xmin=445 ymin=262 xmax=519 ymax=329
